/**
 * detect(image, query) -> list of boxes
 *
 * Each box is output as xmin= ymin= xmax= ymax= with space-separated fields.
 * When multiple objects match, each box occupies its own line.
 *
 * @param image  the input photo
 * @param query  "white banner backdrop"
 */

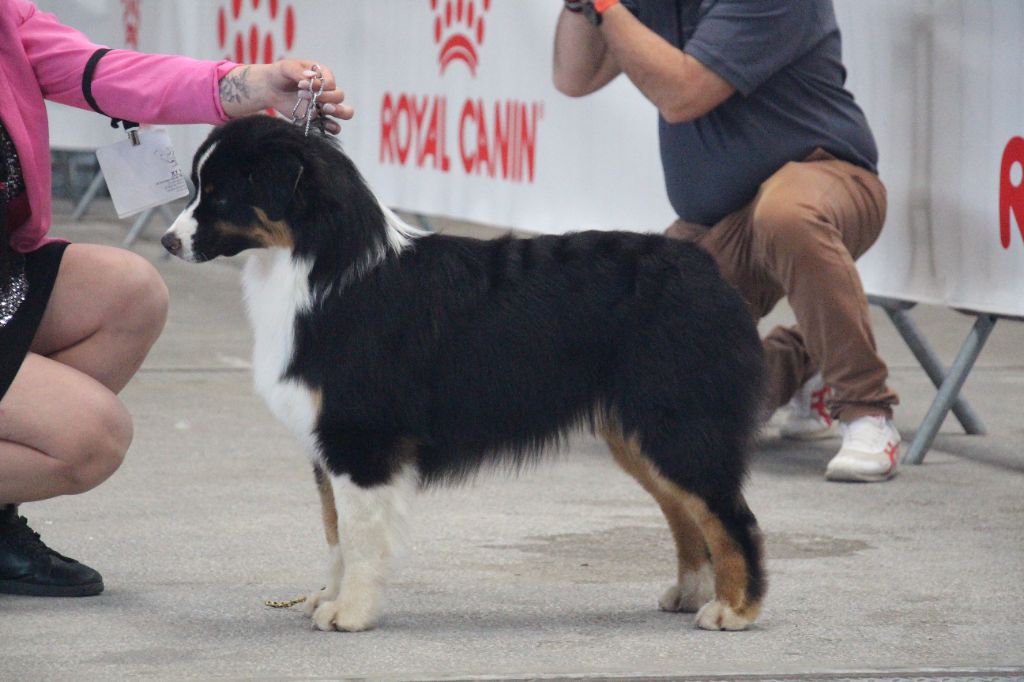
xmin=38 ymin=0 xmax=1024 ymax=317
xmin=837 ymin=0 xmax=1024 ymax=318
xmin=41 ymin=0 xmax=672 ymax=233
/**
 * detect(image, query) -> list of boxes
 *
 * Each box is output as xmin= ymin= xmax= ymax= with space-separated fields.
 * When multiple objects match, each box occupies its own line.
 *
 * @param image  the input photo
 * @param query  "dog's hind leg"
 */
xmin=601 ymin=426 xmax=765 ymax=630
xmin=303 ymin=465 xmax=344 ymax=617
xmin=310 ymin=464 xmax=417 ymax=632
xmin=601 ymin=427 xmax=714 ymax=613
xmin=677 ymin=490 xmax=766 ymax=631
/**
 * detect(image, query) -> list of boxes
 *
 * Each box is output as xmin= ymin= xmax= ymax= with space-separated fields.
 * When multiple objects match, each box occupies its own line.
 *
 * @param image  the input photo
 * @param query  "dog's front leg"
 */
xmin=311 ymin=466 xmax=416 ymax=632
xmin=304 ymin=466 xmax=344 ymax=617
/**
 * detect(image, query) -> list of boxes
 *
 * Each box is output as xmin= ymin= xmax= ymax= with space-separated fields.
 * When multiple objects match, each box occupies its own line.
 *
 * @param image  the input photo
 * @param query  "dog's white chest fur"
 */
xmin=242 ymin=249 xmax=321 ymax=461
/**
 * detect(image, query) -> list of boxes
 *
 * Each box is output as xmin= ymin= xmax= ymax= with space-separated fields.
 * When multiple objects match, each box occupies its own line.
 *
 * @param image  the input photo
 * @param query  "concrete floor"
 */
xmin=0 ymin=203 xmax=1021 ymax=681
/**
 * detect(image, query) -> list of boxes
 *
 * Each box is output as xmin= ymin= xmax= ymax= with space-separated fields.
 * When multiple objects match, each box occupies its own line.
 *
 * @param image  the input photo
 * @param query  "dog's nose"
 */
xmin=161 ymin=233 xmax=182 ymax=256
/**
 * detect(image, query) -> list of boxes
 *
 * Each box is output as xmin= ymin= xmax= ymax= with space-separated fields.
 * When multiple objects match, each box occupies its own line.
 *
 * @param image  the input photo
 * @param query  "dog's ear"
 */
xmin=248 ymin=155 xmax=304 ymax=220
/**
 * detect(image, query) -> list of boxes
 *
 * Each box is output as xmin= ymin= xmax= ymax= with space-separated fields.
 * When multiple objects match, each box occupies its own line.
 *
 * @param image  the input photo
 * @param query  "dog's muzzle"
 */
xmin=161 ymin=232 xmax=183 ymax=257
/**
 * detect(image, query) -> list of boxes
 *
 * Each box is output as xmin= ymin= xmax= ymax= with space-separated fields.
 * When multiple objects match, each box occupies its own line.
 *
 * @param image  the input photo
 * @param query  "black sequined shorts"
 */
xmin=0 ymin=242 xmax=68 ymax=401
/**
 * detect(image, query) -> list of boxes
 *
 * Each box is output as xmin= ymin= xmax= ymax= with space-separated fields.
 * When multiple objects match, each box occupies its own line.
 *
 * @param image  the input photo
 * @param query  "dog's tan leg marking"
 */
xmin=317 ymin=470 xmax=339 ymax=547
xmin=677 ymin=492 xmax=763 ymax=630
xmin=304 ymin=463 xmax=344 ymax=617
xmin=601 ymin=426 xmax=714 ymax=614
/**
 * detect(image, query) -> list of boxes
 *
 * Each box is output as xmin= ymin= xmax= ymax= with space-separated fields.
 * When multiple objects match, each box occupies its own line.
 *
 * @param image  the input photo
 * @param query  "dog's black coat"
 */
xmin=306 ymin=230 xmax=765 ymax=499
xmin=179 ymin=116 xmax=766 ymax=603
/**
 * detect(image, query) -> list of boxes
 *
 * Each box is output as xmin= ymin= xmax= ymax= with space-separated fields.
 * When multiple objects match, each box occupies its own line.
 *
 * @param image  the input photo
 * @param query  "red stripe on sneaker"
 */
xmin=884 ymin=442 xmax=899 ymax=467
xmin=810 ymin=385 xmax=833 ymax=427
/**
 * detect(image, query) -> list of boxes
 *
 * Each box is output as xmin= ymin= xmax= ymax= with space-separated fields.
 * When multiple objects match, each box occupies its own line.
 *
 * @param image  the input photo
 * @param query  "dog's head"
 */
xmin=162 ymin=116 xmax=316 ymax=262
xmin=163 ymin=116 xmax=422 ymax=287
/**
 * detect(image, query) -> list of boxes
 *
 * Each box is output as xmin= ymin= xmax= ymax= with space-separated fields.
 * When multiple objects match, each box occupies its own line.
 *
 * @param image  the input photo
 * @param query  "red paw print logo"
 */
xmin=217 ymin=0 xmax=296 ymax=64
xmin=122 ymin=0 xmax=140 ymax=49
xmin=431 ymin=0 xmax=491 ymax=76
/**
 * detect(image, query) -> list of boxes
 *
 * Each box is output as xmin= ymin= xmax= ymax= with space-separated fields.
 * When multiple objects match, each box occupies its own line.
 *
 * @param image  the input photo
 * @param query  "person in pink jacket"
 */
xmin=0 ymin=0 xmax=353 ymax=597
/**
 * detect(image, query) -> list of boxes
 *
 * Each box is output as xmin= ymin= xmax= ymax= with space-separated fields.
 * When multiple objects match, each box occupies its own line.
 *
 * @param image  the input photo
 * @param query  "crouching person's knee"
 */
xmin=58 ymin=395 xmax=134 ymax=495
xmin=123 ymin=255 xmax=170 ymax=341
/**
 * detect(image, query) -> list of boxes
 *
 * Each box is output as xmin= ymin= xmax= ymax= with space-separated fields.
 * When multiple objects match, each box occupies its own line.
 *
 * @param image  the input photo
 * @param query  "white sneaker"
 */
xmin=780 ymin=374 xmax=840 ymax=440
xmin=825 ymin=415 xmax=901 ymax=482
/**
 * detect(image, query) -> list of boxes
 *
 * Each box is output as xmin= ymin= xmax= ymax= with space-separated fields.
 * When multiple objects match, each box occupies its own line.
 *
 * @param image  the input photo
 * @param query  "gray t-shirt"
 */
xmin=621 ymin=0 xmax=878 ymax=226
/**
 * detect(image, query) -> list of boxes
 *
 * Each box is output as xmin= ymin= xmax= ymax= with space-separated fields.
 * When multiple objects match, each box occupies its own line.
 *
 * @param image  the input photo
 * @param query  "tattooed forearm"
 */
xmin=219 ymin=66 xmax=253 ymax=106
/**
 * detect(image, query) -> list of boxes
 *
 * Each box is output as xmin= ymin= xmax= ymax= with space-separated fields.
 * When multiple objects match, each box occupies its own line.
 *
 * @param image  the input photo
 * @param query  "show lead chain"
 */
xmin=290 ymin=64 xmax=327 ymax=137
xmin=264 ymin=595 xmax=306 ymax=609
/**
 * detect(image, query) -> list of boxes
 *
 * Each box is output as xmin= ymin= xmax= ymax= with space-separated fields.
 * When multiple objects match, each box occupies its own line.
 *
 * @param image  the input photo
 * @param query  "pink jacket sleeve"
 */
xmin=16 ymin=0 xmax=237 ymax=125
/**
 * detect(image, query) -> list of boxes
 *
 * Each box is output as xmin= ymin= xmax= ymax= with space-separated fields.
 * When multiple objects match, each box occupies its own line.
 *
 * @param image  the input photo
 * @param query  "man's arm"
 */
xmin=552 ymin=8 xmax=622 ymax=97
xmin=554 ymin=3 xmax=736 ymax=124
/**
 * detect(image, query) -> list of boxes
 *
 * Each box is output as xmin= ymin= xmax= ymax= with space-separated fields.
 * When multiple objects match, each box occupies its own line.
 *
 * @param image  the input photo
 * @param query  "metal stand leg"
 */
xmin=901 ymin=314 xmax=998 ymax=465
xmin=872 ymin=297 xmax=987 ymax=434
xmin=70 ymin=170 xmax=106 ymax=222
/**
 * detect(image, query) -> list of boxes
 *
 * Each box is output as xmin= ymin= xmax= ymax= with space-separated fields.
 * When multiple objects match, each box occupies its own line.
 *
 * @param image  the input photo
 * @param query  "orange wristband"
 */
xmin=593 ymin=0 xmax=620 ymax=13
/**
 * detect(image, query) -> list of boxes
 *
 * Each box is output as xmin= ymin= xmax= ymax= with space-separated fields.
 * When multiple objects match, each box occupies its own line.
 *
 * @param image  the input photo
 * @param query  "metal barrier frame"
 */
xmin=869 ymin=295 xmax=1000 ymax=465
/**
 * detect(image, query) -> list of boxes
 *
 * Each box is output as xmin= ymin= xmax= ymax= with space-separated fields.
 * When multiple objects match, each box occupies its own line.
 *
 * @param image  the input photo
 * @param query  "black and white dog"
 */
xmin=162 ymin=115 xmax=766 ymax=633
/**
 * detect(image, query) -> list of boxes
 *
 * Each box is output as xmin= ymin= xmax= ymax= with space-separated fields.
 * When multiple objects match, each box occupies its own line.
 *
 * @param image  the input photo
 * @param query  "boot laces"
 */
xmin=2 ymin=515 xmax=69 ymax=562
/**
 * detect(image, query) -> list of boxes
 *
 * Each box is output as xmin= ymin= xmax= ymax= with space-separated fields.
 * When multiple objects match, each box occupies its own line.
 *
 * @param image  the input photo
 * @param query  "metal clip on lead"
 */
xmin=290 ymin=64 xmax=327 ymax=137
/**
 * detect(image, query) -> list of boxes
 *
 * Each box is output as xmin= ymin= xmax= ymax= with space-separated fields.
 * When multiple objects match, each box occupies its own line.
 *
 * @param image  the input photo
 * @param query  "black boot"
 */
xmin=0 ymin=504 xmax=104 ymax=597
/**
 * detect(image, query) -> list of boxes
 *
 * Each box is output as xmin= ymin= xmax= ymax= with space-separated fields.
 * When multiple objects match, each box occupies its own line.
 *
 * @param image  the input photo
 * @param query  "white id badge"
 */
xmin=94 ymin=127 xmax=189 ymax=218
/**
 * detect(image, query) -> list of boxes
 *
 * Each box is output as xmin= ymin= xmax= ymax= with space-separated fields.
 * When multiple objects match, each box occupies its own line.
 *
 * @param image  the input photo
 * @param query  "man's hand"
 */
xmin=219 ymin=60 xmax=355 ymax=134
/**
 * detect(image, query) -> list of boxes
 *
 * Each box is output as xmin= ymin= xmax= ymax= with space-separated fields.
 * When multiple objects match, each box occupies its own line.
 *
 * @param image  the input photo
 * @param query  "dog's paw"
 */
xmin=302 ymin=586 xmax=336 ymax=617
xmin=659 ymin=583 xmax=713 ymax=613
xmin=311 ymin=596 xmax=379 ymax=632
xmin=694 ymin=599 xmax=752 ymax=631
xmin=659 ymin=564 xmax=715 ymax=613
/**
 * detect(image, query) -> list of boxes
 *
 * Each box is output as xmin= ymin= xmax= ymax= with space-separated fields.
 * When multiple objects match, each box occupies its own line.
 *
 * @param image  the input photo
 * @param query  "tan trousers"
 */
xmin=666 ymin=150 xmax=898 ymax=422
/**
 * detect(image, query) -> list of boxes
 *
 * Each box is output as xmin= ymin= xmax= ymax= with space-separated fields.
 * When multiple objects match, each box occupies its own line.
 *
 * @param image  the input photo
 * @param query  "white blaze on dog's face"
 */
xmin=163 ymin=142 xmax=217 ymax=262
xmin=162 ymin=137 xmax=299 ymax=263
